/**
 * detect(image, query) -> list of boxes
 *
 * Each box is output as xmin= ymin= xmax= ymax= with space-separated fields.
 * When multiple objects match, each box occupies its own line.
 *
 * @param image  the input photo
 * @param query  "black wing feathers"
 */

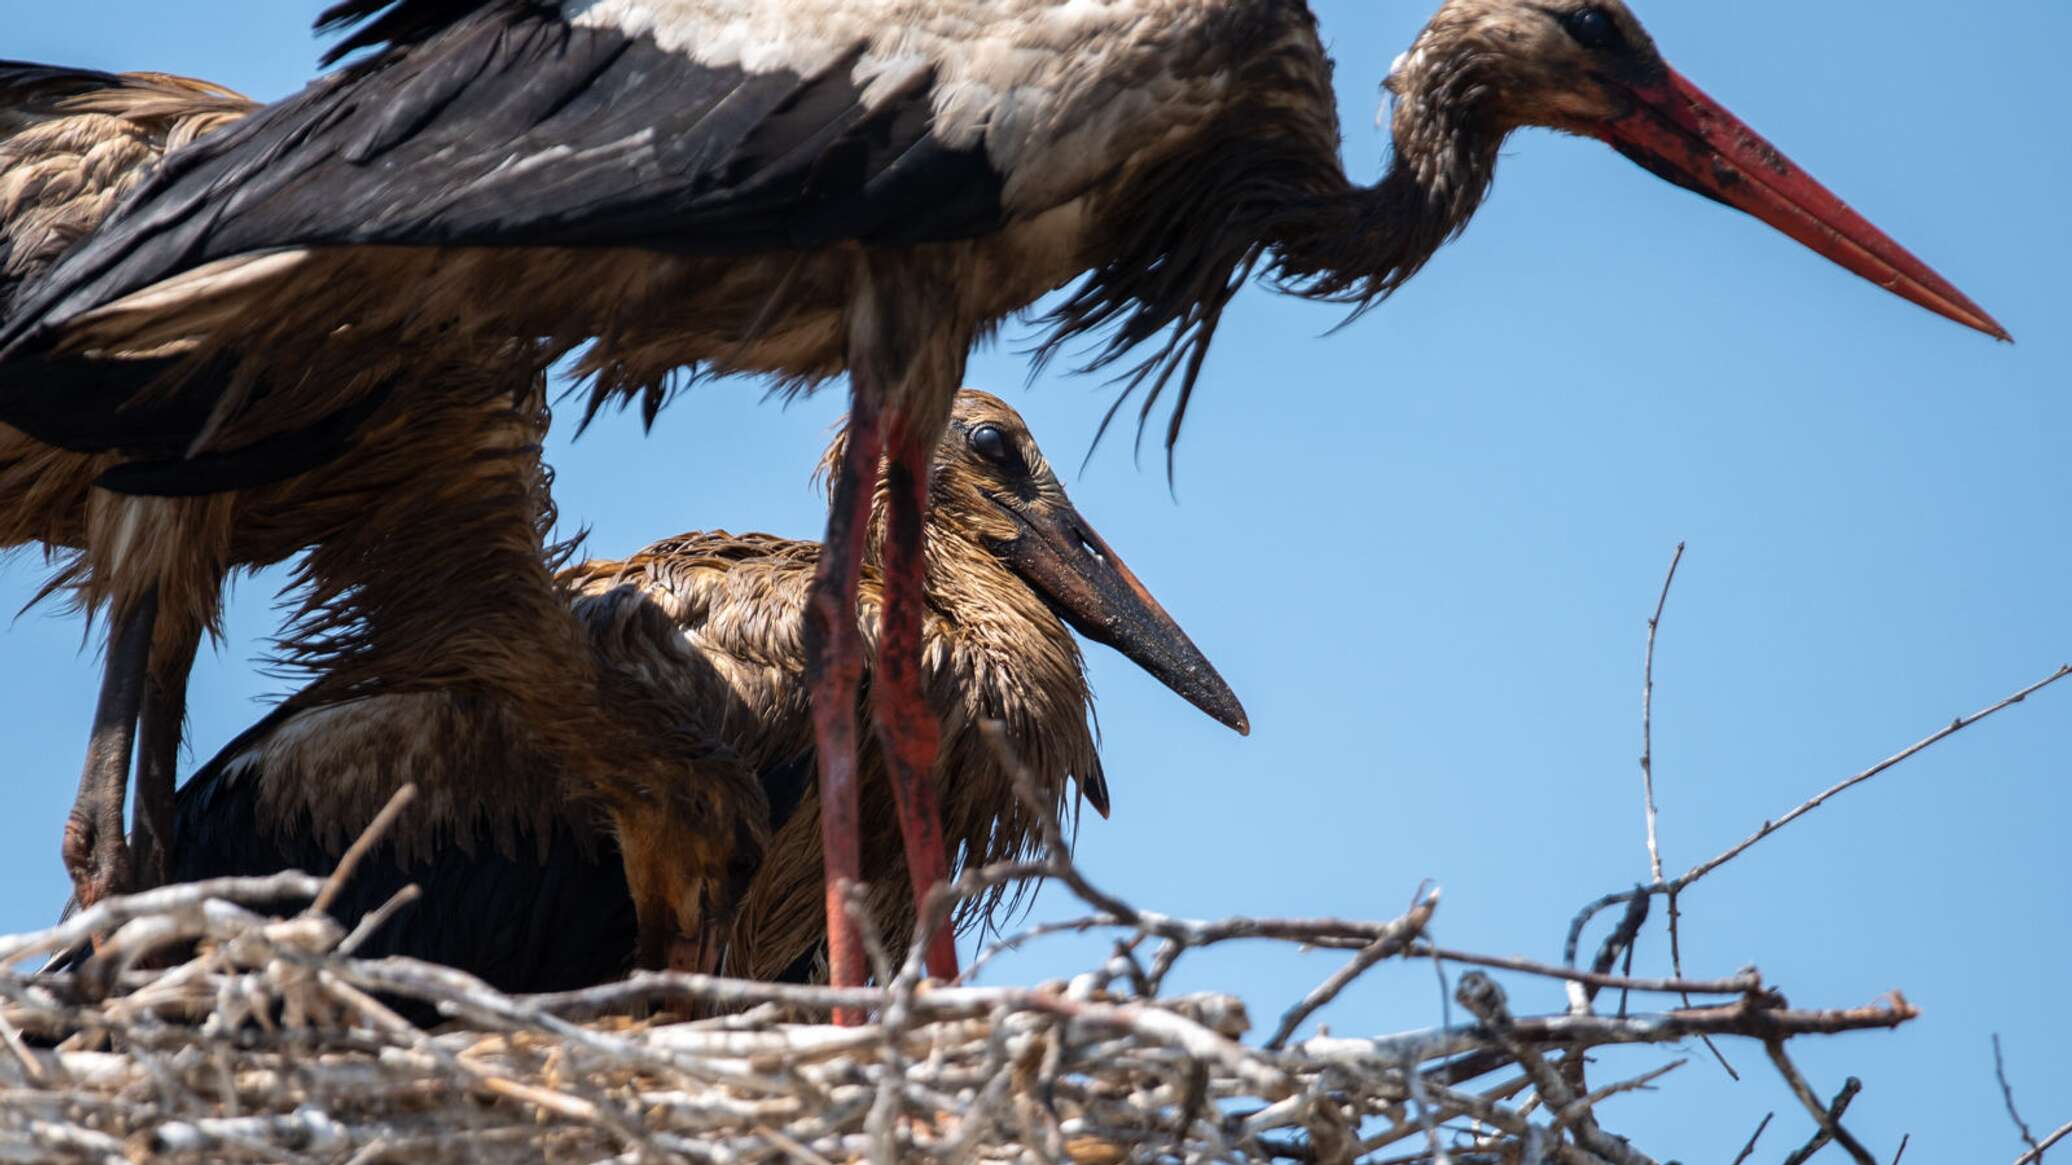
xmin=172 ymin=721 xmax=638 ymax=996
xmin=315 ymin=0 xmax=524 ymax=66
xmin=171 ymin=716 xmax=836 ymax=992
xmin=2 ymin=8 xmax=1005 ymax=357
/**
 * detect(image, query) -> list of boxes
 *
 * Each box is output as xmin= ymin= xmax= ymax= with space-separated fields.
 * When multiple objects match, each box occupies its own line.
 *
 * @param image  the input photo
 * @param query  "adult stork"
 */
xmin=168 ymin=391 xmax=1243 ymax=990
xmin=0 ymin=66 xmax=255 ymax=909
xmin=0 ymin=67 xmax=762 ymax=965
xmin=0 ymin=0 xmax=2003 ymax=992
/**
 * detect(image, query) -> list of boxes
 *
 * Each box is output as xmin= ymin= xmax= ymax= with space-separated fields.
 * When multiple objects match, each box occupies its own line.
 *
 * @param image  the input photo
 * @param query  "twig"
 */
xmin=1766 ymin=1044 xmax=1874 ymax=1165
xmin=1662 ymin=883 xmax=1737 ymax=1080
xmin=1728 ymin=1112 xmax=1773 ymax=1165
xmin=1564 ymin=662 xmax=2071 ymax=1080
xmin=0 ymin=873 xmax=323 ymax=965
xmin=1678 ymin=664 xmax=2071 ymax=893
xmin=1451 ymin=972 xmax=1655 ymax=1165
xmin=312 ymin=783 xmax=418 ymax=917
xmin=336 ymin=885 xmax=422 ymax=957
xmin=1580 ymin=892 xmax=1650 ymax=1008
xmin=1621 ymin=550 xmax=1741 ymax=1082
xmin=1548 ymin=1059 xmax=1684 ymax=1131
xmin=1265 ymin=891 xmax=1437 ymax=1050
xmin=1781 ymin=1076 xmax=1861 ymax=1165
xmin=2017 ymin=1122 xmax=2072 ymax=1165
xmin=1570 ymin=663 xmax=2072 ymax=960
xmin=1639 ymin=542 xmax=1683 ymax=886
xmin=1412 ymin=947 xmax=1757 ymax=998
xmin=1995 ymin=1034 xmax=2043 ymax=1158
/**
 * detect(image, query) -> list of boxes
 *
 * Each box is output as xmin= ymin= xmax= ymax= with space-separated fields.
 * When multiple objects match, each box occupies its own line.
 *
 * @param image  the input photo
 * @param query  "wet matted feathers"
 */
xmin=165 ymin=391 xmax=1244 ymax=987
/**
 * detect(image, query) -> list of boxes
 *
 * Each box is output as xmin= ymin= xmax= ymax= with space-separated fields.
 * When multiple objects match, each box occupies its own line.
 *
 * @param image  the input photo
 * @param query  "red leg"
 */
xmin=803 ymin=393 xmax=886 ymax=1013
xmin=872 ymin=418 xmax=959 ymax=981
xmin=62 ymin=589 xmax=157 ymax=910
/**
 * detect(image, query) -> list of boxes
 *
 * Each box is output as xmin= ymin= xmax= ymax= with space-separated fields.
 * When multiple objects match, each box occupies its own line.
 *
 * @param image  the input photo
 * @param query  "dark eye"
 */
xmin=1563 ymin=6 xmax=1620 ymax=51
xmin=968 ymin=424 xmax=1019 ymax=470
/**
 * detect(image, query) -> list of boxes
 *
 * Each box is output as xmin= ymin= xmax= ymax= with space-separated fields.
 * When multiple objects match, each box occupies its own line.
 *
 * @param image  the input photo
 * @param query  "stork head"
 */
xmin=831 ymin=390 xmax=1250 ymax=740
xmin=1384 ymin=0 xmax=2007 ymax=339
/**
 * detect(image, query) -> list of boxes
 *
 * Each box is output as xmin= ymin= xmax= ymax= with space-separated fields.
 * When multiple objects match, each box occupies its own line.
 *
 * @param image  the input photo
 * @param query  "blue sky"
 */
xmin=2 ymin=1 xmax=2066 ymax=1158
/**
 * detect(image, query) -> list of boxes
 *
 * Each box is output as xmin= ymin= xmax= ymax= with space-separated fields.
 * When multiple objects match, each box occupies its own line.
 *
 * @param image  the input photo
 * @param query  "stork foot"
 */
xmin=61 ymin=809 xmax=132 ymax=913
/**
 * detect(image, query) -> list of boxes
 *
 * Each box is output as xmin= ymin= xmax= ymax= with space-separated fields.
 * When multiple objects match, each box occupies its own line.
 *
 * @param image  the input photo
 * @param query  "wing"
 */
xmin=0 ymin=63 xmax=254 ymax=315
xmin=0 ymin=3 xmax=1008 ymax=357
xmin=172 ymin=700 xmax=639 ymax=998
xmin=0 ymin=65 xmax=265 ymax=460
xmin=174 ymin=696 xmax=824 ymax=993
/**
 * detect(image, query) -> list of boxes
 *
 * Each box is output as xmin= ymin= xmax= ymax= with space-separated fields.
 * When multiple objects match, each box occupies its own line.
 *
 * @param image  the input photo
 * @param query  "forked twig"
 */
xmin=1767 ymin=1044 xmax=1875 ymax=1165
xmin=2017 ymin=1122 xmax=2072 ymax=1165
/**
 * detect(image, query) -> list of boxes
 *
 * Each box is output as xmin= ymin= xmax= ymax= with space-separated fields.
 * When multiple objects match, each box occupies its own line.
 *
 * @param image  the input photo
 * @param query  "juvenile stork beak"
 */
xmin=1595 ymin=68 xmax=2009 ymax=341
xmin=995 ymin=498 xmax=1250 ymax=736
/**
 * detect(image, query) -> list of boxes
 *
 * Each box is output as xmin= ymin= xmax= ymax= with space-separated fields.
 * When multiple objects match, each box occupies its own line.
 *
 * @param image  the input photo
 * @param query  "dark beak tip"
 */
xmin=1207 ymin=694 xmax=1250 ymax=736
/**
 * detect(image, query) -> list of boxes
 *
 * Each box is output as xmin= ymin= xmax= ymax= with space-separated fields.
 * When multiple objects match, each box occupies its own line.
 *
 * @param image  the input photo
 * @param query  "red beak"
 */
xmin=1594 ymin=68 xmax=2009 ymax=341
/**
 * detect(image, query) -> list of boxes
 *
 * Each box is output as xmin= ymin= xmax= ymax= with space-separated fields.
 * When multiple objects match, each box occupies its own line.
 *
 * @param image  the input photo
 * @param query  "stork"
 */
xmin=167 ymin=390 xmax=1243 ymax=990
xmin=0 ymin=65 xmax=255 ymax=910
xmin=0 ymin=67 xmax=763 ymax=964
xmin=0 ymin=0 xmax=2003 ymax=993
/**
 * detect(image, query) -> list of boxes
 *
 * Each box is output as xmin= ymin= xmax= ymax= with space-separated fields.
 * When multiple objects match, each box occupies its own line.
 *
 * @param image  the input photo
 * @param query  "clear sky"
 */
xmin=2 ymin=2 xmax=2066 ymax=1159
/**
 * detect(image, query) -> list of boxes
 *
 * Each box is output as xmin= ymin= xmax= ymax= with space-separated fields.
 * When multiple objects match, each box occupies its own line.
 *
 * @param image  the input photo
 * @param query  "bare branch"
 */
xmin=1781 ymin=1075 xmax=1860 ymax=1165
xmin=1639 ymin=541 xmax=1684 ymax=886
xmin=1413 ymin=945 xmax=1759 ymax=998
xmin=2016 ymin=1122 xmax=2072 ymax=1165
xmin=1995 ymin=1034 xmax=2043 ymax=1158
xmin=1766 ymin=1043 xmax=1875 ymax=1165
xmin=1677 ymin=664 xmax=2071 ymax=893
xmin=1264 ymin=891 xmax=1437 ymax=1049
xmin=1729 ymin=1113 xmax=1774 ymax=1165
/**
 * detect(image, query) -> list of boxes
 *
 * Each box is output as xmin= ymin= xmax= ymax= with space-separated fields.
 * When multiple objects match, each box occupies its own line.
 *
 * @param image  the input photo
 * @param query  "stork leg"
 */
xmin=61 ymin=588 xmax=158 ymax=910
xmin=803 ymin=391 xmax=885 ymax=1005
xmin=870 ymin=416 xmax=959 ymax=982
xmin=128 ymin=621 xmax=199 ymax=893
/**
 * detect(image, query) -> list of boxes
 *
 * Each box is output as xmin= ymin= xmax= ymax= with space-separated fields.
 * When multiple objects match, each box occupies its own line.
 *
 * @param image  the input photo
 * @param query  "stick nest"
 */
xmin=0 ymin=842 xmax=1918 ymax=1165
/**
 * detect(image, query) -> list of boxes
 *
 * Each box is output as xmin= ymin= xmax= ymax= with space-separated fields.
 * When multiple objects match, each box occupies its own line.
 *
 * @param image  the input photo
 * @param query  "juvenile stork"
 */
xmin=169 ymin=391 xmax=1244 ymax=989
xmin=0 ymin=0 xmax=2003 ymax=990
xmin=0 ymin=67 xmax=763 ymax=963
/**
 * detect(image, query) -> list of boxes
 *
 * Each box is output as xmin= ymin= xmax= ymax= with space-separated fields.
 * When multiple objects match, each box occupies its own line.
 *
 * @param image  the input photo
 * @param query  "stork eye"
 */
xmin=1562 ymin=7 xmax=1620 ymax=51
xmin=968 ymin=424 xmax=1020 ymax=471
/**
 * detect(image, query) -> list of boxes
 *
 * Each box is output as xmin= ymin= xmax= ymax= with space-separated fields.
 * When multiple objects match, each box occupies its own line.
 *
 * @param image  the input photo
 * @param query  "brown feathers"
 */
xmin=203 ymin=391 xmax=1115 ymax=982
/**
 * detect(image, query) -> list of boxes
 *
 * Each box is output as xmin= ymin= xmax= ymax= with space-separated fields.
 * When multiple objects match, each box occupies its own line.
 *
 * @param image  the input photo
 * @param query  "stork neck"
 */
xmin=1271 ymin=87 xmax=1500 ymax=303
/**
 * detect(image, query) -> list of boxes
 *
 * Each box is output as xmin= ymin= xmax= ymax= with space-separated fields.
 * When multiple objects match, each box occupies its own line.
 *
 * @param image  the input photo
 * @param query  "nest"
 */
xmin=0 ymin=784 xmax=1925 ymax=1165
